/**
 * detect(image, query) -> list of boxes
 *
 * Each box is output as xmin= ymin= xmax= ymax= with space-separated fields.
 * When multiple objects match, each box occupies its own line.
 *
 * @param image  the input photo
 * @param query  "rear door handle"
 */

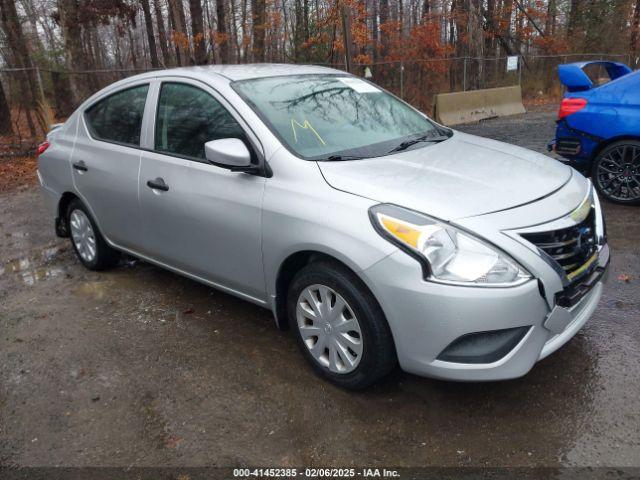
xmin=72 ymin=161 xmax=88 ymax=172
xmin=146 ymin=177 xmax=169 ymax=192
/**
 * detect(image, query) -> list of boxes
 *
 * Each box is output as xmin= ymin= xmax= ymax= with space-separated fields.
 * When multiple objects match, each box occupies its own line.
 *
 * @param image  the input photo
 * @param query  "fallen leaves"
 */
xmin=163 ymin=433 xmax=182 ymax=449
xmin=618 ymin=273 xmax=632 ymax=283
xmin=0 ymin=155 xmax=37 ymax=192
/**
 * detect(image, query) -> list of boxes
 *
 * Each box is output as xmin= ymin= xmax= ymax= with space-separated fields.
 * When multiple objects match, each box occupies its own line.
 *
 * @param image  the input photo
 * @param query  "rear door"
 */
xmin=137 ymin=78 xmax=266 ymax=302
xmin=71 ymin=82 xmax=150 ymax=250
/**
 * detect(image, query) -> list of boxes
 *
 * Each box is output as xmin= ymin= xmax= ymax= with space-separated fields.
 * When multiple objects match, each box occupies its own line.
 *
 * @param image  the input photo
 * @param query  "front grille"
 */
xmin=521 ymin=208 xmax=598 ymax=283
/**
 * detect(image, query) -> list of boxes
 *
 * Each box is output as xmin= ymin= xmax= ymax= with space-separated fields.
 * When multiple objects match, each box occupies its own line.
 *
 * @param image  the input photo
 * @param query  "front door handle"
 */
xmin=72 ymin=161 xmax=88 ymax=172
xmin=146 ymin=177 xmax=169 ymax=192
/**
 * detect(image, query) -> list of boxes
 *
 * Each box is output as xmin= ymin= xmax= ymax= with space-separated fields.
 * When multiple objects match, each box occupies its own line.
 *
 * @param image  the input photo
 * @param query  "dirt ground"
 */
xmin=1 ymin=107 xmax=639 ymax=469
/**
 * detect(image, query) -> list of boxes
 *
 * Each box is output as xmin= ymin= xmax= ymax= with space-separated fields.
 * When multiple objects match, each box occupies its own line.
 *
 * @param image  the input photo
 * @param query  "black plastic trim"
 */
xmin=437 ymin=326 xmax=530 ymax=364
xmin=555 ymin=260 xmax=609 ymax=308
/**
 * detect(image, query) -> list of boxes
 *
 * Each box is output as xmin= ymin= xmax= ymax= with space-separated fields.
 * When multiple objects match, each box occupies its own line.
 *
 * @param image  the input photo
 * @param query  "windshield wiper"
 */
xmin=317 ymin=154 xmax=367 ymax=161
xmin=388 ymin=134 xmax=450 ymax=153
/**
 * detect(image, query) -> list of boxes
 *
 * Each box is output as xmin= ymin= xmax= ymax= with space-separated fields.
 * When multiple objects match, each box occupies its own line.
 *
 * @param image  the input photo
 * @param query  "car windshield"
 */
xmin=232 ymin=74 xmax=445 ymax=160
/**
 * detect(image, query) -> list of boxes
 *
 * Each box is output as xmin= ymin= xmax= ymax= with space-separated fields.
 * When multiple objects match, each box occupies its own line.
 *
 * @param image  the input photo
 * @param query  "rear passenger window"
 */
xmin=85 ymin=85 xmax=149 ymax=146
xmin=155 ymin=82 xmax=245 ymax=160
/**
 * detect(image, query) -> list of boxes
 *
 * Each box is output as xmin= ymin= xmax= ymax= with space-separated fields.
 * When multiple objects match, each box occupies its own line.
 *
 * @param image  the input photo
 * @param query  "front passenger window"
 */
xmin=155 ymin=82 xmax=246 ymax=160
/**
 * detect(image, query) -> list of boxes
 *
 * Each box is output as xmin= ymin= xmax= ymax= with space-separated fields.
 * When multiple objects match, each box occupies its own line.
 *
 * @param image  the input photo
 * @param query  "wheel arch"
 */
xmin=273 ymin=249 xmax=379 ymax=331
xmin=55 ymin=191 xmax=80 ymax=237
xmin=591 ymin=135 xmax=640 ymax=162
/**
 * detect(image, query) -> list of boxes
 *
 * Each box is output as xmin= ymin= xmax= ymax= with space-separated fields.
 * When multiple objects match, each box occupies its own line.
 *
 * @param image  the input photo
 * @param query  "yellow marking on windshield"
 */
xmin=291 ymin=119 xmax=326 ymax=145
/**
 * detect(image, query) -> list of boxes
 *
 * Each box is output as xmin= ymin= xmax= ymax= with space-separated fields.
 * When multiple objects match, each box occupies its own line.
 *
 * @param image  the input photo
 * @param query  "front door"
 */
xmin=138 ymin=80 xmax=266 ymax=301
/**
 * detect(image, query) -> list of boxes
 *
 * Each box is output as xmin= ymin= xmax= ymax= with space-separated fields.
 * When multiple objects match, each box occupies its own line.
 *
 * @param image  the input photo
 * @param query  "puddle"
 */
xmin=3 ymin=257 xmax=32 ymax=274
xmin=4 ymin=231 xmax=30 ymax=239
xmin=19 ymin=267 xmax=66 ymax=286
xmin=1 ymin=244 xmax=68 ymax=285
xmin=74 ymin=281 xmax=114 ymax=300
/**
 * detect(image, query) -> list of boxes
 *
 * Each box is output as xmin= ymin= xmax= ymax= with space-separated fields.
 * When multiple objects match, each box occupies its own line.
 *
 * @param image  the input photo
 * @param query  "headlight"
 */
xmin=369 ymin=204 xmax=531 ymax=286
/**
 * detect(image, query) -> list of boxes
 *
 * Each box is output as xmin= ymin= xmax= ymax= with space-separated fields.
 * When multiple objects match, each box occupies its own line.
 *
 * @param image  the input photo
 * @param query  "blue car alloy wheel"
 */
xmin=593 ymin=140 xmax=640 ymax=205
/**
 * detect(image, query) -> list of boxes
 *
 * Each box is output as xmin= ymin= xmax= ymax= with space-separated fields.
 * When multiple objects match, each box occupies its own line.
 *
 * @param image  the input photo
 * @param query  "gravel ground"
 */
xmin=1 ymin=106 xmax=639 ymax=471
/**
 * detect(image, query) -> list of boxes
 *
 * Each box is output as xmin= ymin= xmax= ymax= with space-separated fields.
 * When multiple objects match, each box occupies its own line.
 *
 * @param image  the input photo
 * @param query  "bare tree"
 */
xmin=216 ymin=0 xmax=229 ymax=62
xmin=154 ymin=0 xmax=173 ymax=66
xmin=632 ymin=0 xmax=640 ymax=66
xmin=190 ymin=0 xmax=207 ymax=64
xmin=168 ymin=0 xmax=190 ymax=65
xmin=251 ymin=0 xmax=266 ymax=61
xmin=0 ymin=0 xmax=39 ymax=135
xmin=57 ymin=0 xmax=92 ymax=105
xmin=141 ymin=0 xmax=160 ymax=68
xmin=0 ymin=79 xmax=12 ymax=135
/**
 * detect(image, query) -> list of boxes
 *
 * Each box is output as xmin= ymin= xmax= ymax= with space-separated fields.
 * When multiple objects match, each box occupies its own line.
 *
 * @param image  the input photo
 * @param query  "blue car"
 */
xmin=549 ymin=61 xmax=640 ymax=204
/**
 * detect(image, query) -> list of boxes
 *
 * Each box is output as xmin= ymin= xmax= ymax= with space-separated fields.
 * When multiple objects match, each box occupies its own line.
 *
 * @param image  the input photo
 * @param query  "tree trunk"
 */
xmin=545 ymin=0 xmax=556 ymax=37
xmin=50 ymin=70 xmax=74 ymax=118
xmin=379 ymin=0 xmax=389 ymax=57
xmin=154 ymin=0 xmax=172 ymax=66
xmin=229 ymin=0 xmax=240 ymax=62
xmin=497 ymin=0 xmax=514 ymax=55
xmin=251 ymin=0 xmax=266 ymax=62
xmin=302 ymin=0 xmax=309 ymax=48
xmin=216 ymin=0 xmax=230 ymax=63
xmin=631 ymin=0 xmax=640 ymax=67
xmin=128 ymin=24 xmax=139 ymax=69
xmin=423 ymin=0 xmax=430 ymax=17
xmin=567 ymin=0 xmax=580 ymax=36
xmin=203 ymin=0 xmax=216 ymax=62
xmin=449 ymin=0 xmax=457 ymax=90
xmin=371 ymin=0 xmax=378 ymax=61
xmin=468 ymin=0 xmax=484 ymax=89
xmin=168 ymin=0 xmax=190 ymax=65
xmin=189 ymin=0 xmax=207 ymax=64
xmin=0 ymin=80 xmax=13 ymax=135
xmin=141 ymin=0 xmax=160 ymax=68
xmin=484 ymin=0 xmax=496 ymax=57
xmin=398 ymin=0 xmax=403 ymax=41
xmin=57 ymin=0 xmax=92 ymax=106
xmin=292 ymin=0 xmax=303 ymax=61
xmin=20 ymin=0 xmax=45 ymax=53
xmin=0 ymin=0 xmax=39 ymax=135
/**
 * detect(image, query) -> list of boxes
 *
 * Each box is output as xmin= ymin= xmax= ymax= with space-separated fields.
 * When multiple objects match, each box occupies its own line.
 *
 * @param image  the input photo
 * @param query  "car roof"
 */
xmin=128 ymin=63 xmax=345 ymax=83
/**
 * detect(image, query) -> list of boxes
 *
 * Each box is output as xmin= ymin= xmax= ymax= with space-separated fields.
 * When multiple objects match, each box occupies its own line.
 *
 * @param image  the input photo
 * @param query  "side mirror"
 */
xmin=204 ymin=138 xmax=253 ymax=171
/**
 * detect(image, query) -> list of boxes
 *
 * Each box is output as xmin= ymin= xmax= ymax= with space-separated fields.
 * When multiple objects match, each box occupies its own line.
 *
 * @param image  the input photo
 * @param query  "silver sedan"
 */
xmin=37 ymin=64 xmax=609 ymax=389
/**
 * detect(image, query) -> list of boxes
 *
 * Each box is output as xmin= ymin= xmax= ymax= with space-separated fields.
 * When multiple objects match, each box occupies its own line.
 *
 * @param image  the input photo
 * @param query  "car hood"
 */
xmin=317 ymin=131 xmax=572 ymax=220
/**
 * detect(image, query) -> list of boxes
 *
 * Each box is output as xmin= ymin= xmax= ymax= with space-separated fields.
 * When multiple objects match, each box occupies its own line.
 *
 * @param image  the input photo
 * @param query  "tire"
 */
xmin=592 ymin=140 xmax=640 ymax=205
xmin=67 ymin=198 xmax=120 ymax=271
xmin=287 ymin=260 xmax=396 ymax=389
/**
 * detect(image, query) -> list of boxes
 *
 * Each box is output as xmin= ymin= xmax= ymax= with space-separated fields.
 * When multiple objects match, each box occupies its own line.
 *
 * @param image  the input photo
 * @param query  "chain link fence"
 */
xmin=0 ymin=52 xmax=634 ymax=146
xmin=349 ymin=53 xmax=632 ymax=113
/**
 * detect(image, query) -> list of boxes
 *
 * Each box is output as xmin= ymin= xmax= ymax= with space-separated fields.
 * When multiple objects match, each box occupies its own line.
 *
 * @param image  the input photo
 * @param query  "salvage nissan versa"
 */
xmin=37 ymin=64 xmax=609 ymax=389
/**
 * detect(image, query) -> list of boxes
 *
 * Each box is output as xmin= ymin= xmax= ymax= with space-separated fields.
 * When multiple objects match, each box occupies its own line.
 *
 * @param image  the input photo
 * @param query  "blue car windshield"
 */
xmin=232 ymin=74 xmax=442 ymax=160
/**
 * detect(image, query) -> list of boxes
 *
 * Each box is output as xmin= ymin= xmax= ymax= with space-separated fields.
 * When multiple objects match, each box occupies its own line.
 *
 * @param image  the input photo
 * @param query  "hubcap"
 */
xmin=596 ymin=144 xmax=640 ymax=201
xmin=70 ymin=209 xmax=97 ymax=263
xmin=296 ymin=284 xmax=363 ymax=374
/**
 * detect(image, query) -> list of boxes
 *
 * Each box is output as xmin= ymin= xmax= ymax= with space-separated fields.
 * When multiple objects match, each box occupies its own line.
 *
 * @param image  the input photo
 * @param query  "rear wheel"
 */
xmin=287 ymin=260 xmax=396 ymax=389
xmin=67 ymin=199 xmax=120 ymax=270
xmin=592 ymin=140 xmax=640 ymax=205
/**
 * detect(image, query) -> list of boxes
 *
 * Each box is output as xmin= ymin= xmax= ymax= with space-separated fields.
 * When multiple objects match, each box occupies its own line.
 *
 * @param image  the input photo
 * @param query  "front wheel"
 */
xmin=592 ymin=140 xmax=640 ymax=205
xmin=287 ymin=260 xmax=396 ymax=389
